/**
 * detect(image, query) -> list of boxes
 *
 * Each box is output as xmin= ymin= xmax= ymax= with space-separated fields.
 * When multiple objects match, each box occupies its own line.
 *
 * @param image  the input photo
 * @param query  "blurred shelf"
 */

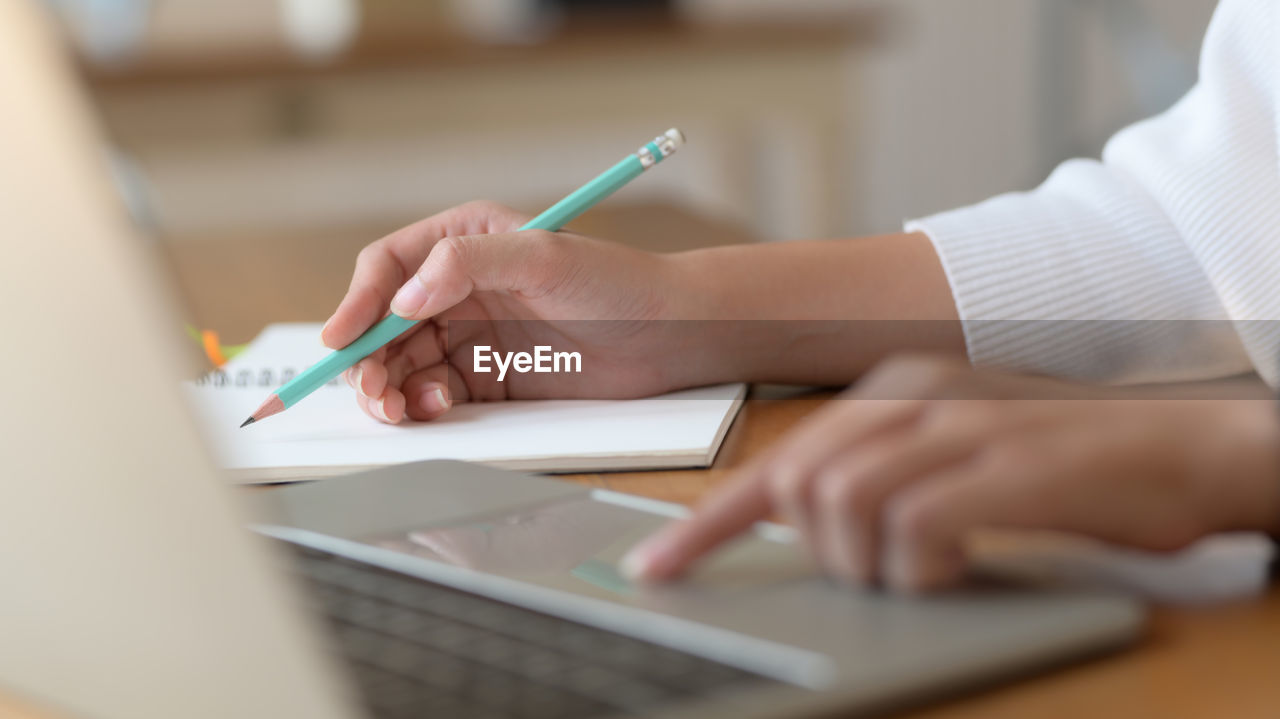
xmin=81 ymin=10 xmax=885 ymax=90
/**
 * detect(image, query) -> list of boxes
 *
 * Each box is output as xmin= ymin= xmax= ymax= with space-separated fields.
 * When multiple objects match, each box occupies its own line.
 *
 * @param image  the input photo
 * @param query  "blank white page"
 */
xmin=185 ymin=324 xmax=746 ymax=483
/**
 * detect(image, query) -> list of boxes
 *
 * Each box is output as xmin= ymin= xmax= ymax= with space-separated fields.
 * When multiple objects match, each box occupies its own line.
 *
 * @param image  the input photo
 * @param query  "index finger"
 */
xmin=621 ymin=395 xmax=931 ymax=582
xmin=621 ymin=465 xmax=773 ymax=582
xmin=322 ymin=239 xmax=412 ymax=349
xmin=322 ymin=202 xmax=530 ymax=348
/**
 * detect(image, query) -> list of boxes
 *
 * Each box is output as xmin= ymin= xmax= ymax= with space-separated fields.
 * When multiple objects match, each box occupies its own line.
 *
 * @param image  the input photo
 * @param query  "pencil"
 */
xmin=242 ymin=128 xmax=686 ymax=427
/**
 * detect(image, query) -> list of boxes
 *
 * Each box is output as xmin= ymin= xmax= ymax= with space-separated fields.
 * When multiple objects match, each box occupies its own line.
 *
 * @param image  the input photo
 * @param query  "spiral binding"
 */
xmin=194 ymin=366 xmax=340 ymax=389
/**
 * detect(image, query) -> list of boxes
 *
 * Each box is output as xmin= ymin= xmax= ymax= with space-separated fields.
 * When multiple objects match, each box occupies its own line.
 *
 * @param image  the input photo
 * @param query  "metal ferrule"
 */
xmin=636 ymin=133 xmax=681 ymax=169
xmin=652 ymin=132 xmax=680 ymax=157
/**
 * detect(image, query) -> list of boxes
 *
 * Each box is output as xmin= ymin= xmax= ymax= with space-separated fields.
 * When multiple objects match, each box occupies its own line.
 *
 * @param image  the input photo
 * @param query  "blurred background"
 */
xmin=46 ymin=0 xmax=1217 ymax=333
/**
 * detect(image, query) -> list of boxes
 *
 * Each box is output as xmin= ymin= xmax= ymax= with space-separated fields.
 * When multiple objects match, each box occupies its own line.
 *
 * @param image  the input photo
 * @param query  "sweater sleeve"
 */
xmin=906 ymin=0 xmax=1280 ymax=387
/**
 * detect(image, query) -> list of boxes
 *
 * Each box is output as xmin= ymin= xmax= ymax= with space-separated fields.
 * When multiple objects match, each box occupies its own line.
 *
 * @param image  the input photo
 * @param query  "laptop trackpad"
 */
xmin=360 ymin=495 xmax=816 ymax=595
xmin=255 ymin=460 xmax=812 ymax=594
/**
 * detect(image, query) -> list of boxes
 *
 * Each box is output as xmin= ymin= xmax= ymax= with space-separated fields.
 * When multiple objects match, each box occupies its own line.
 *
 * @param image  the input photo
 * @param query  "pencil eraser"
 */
xmin=664 ymin=128 xmax=686 ymax=147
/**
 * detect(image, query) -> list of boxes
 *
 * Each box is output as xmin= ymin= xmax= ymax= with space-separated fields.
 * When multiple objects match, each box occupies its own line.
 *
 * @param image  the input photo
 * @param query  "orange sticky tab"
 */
xmin=201 ymin=329 xmax=228 ymax=367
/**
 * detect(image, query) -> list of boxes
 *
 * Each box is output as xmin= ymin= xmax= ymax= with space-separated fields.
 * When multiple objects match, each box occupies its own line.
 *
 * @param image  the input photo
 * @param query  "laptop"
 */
xmin=0 ymin=3 xmax=1143 ymax=718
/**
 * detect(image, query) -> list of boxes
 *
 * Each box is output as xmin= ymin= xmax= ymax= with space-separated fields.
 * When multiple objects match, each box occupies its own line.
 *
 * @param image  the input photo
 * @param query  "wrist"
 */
xmin=664 ymin=234 xmax=965 ymax=385
xmin=657 ymin=247 xmax=783 ymax=385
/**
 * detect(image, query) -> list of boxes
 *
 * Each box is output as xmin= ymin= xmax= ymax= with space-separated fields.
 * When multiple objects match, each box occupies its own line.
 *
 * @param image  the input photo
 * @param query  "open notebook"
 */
xmin=185 ymin=324 xmax=746 ymax=483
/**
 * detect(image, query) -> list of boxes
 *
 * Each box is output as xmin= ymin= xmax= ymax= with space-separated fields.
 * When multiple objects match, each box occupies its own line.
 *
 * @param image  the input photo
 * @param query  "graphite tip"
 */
xmin=242 ymin=394 xmax=286 ymax=427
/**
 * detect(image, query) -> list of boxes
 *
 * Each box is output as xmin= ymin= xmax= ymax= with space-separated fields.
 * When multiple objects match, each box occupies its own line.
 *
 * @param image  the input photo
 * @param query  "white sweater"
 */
xmin=907 ymin=0 xmax=1280 ymax=387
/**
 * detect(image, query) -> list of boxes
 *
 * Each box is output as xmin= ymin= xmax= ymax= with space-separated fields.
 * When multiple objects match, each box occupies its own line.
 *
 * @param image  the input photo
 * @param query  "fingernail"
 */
xmin=619 ymin=549 xmax=651 ymax=581
xmin=420 ymin=386 xmax=450 ymax=415
xmin=321 ymin=317 xmax=333 ymax=338
xmin=390 ymin=275 xmax=430 ymax=317
xmin=351 ymin=366 xmax=365 ymax=396
xmin=620 ymin=536 xmax=669 ymax=581
xmin=373 ymin=397 xmax=392 ymax=423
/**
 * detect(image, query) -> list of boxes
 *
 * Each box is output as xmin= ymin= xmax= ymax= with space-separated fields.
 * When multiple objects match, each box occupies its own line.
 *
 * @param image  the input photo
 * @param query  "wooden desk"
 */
xmin=7 ymin=203 xmax=1275 ymax=718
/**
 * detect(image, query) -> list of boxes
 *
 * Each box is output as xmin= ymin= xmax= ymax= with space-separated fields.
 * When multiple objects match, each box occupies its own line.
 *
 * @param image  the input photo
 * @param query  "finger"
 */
xmin=880 ymin=460 xmax=1054 ymax=593
xmin=388 ymin=230 xmax=573 ymax=320
xmin=365 ymin=387 xmax=407 ymax=425
xmin=323 ymin=244 xmax=406 ymax=349
xmin=811 ymin=429 xmax=985 ymax=585
xmin=766 ymin=399 xmax=926 ymax=504
xmin=323 ymin=201 xmax=531 ymax=348
xmin=621 ymin=469 xmax=774 ymax=583
xmin=626 ymin=399 xmax=931 ymax=583
xmin=401 ymin=365 xmax=456 ymax=421
xmin=352 ymin=375 xmax=406 ymax=424
xmin=766 ymin=464 xmax=823 ymax=562
xmin=345 ymin=353 xmax=387 ymax=420
xmin=383 ymin=325 xmax=447 ymax=391
xmin=355 ymin=393 xmax=379 ymax=422
xmin=347 ymin=357 xmax=388 ymax=399
xmin=760 ymin=399 xmax=925 ymax=557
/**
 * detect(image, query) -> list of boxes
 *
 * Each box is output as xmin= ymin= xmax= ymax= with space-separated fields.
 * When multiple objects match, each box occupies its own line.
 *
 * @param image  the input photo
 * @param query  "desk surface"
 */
xmin=7 ymin=203 xmax=1275 ymax=718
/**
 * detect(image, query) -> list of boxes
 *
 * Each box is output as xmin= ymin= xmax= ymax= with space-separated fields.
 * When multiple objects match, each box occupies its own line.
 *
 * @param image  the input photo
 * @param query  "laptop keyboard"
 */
xmin=286 ymin=543 xmax=773 ymax=719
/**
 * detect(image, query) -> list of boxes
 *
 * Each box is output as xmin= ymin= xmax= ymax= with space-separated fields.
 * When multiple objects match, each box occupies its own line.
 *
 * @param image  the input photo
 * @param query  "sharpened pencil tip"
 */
xmin=243 ymin=394 xmax=286 ymax=427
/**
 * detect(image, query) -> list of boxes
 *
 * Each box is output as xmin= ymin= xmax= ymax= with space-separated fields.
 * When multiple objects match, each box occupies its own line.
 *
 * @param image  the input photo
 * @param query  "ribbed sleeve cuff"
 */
xmin=906 ymin=160 xmax=1253 ymax=384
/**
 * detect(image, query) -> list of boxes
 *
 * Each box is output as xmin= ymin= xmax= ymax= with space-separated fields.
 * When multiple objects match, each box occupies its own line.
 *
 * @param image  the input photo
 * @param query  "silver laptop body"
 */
xmin=255 ymin=461 xmax=1143 ymax=718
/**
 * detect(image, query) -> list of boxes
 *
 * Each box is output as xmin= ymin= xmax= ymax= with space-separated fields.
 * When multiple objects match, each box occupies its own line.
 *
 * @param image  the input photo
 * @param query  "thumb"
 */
xmin=388 ymin=230 xmax=569 ymax=320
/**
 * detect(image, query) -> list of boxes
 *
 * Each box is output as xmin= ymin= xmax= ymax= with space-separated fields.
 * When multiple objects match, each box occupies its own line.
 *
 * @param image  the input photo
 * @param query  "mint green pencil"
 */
xmin=241 ymin=128 xmax=685 ymax=427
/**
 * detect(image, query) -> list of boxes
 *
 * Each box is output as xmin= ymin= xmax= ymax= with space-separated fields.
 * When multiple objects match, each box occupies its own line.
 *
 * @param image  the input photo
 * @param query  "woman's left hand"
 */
xmin=622 ymin=356 xmax=1280 ymax=593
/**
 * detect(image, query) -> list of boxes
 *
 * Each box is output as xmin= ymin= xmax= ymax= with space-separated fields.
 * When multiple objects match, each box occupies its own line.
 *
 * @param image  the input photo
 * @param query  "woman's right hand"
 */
xmin=320 ymin=201 xmax=722 ymax=424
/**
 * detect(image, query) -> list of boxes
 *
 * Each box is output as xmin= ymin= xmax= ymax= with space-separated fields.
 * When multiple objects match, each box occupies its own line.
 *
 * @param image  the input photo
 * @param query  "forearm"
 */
xmin=667 ymin=232 xmax=964 ymax=385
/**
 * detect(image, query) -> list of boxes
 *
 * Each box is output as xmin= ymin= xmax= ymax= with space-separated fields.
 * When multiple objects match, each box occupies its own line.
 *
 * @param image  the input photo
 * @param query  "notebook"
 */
xmin=185 ymin=324 xmax=746 ymax=483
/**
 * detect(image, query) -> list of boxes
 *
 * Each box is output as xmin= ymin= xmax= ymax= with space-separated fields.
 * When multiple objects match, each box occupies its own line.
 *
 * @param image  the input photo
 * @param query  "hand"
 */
xmin=622 ymin=355 xmax=1280 ymax=592
xmin=321 ymin=201 xmax=717 ymax=423
xmin=323 ymin=204 xmax=967 ymax=423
